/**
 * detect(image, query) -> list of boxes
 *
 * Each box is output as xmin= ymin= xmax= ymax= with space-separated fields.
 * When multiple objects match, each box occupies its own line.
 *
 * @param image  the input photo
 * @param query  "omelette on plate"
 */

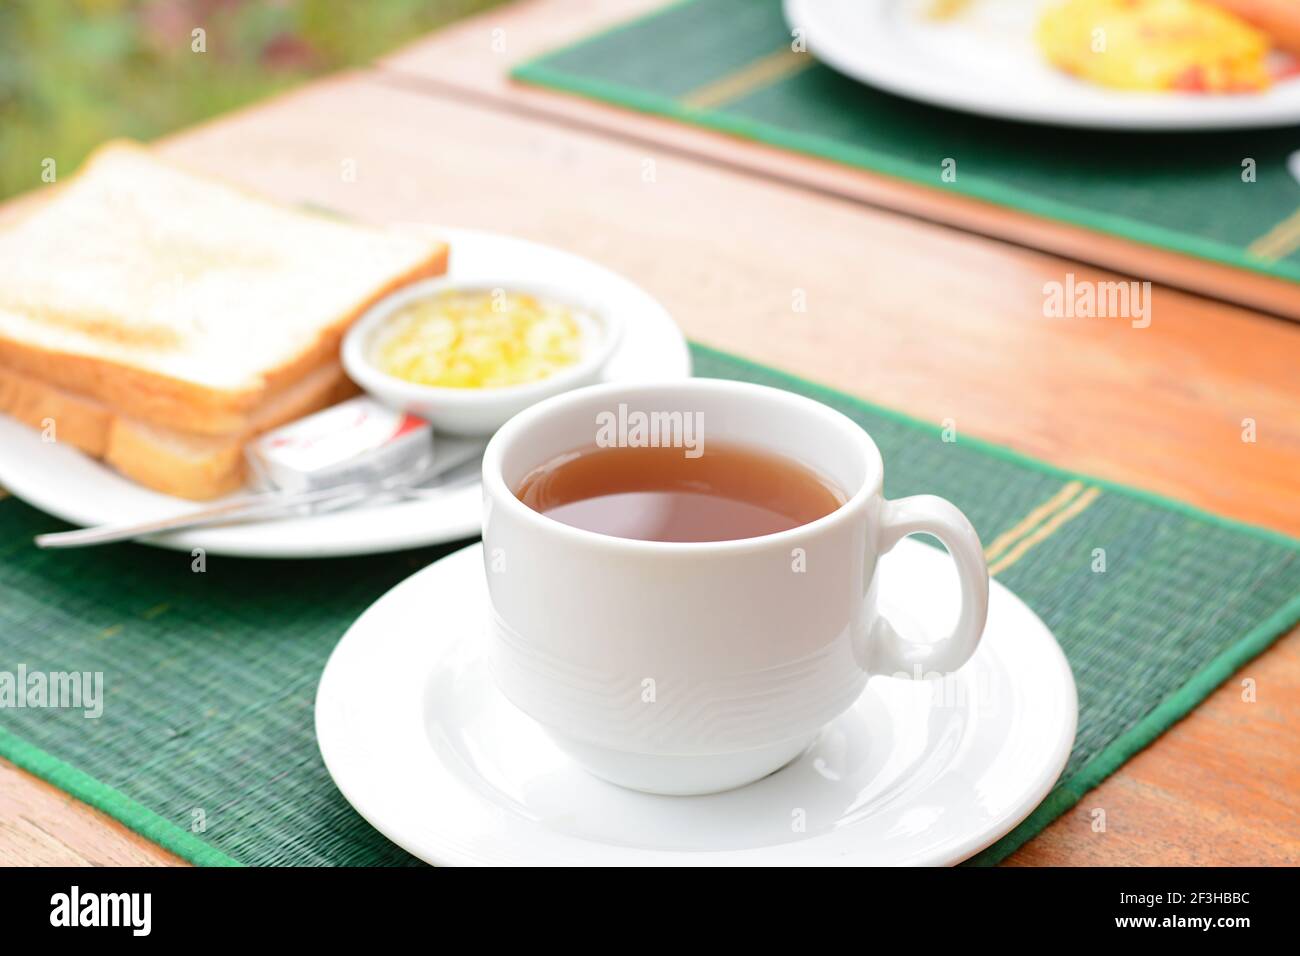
xmin=1036 ymin=0 xmax=1274 ymax=92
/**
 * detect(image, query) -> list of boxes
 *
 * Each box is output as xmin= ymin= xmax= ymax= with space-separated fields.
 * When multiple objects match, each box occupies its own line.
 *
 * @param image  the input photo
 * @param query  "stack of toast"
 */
xmin=0 ymin=142 xmax=448 ymax=499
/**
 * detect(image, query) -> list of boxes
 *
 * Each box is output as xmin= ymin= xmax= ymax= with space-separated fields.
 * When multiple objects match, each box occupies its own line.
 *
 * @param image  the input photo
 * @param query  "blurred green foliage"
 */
xmin=0 ymin=0 xmax=500 ymax=199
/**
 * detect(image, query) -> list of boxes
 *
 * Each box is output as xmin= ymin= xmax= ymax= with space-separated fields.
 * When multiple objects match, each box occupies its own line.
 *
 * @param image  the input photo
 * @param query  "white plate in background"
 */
xmin=785 ymin=0 xmax=1300 ymax=130
xmin=0 ymin=228 xmax=690 ymax=558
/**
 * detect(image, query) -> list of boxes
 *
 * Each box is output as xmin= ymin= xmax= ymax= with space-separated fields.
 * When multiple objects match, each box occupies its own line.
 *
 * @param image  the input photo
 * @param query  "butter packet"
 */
xmin=247 ymin=396 xmax=434 ymax=493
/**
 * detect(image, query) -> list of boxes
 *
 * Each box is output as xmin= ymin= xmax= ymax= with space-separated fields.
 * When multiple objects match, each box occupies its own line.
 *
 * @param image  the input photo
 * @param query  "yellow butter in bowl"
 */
xmin=343 ymin=278 xmax=624 ymax=435
xmin=374 ymin=289 xmax=587 ymax=389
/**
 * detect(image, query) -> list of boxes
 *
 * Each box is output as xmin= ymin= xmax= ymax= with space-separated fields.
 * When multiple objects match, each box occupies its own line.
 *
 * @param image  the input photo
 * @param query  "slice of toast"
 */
xmin=0 ymin=361 xmax=358 ymax=499
xmin=0 ymin=140 xmax=446 ymax=434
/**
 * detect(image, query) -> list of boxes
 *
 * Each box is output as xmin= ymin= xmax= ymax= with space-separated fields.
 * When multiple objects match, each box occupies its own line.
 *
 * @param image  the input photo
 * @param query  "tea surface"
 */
xmin=515 ymin=441 xmax=845 ymax=542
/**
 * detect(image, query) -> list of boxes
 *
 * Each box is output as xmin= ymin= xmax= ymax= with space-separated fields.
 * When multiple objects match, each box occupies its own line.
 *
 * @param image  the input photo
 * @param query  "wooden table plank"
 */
xmin=1 ymin=63 xmax=1297 ymax=865
xmin=0 ymin=757 xmax=184 ymax=866
xmin=380 ymin=0 xmax=1300 ymax=320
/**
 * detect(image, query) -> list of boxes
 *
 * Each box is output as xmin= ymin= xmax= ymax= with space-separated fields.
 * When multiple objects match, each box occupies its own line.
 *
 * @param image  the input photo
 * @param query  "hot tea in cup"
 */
xmin=481 ymin=379 xmax=989 ymax=795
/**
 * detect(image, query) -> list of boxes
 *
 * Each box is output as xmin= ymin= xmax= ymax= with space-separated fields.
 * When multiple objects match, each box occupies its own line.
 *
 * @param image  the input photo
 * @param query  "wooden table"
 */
xmin=1 ymin=0 xmax=1297 ymax=867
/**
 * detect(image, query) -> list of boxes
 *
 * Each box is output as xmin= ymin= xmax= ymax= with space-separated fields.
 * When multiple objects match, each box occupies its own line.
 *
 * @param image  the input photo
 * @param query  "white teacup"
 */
xmin=481 ymin=379 xmax=989 ymax=795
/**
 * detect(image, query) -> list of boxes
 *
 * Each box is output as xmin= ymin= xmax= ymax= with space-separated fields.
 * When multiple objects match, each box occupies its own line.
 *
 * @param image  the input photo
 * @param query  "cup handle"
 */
xmin=869 ymin=495 xmax=989 ymax=678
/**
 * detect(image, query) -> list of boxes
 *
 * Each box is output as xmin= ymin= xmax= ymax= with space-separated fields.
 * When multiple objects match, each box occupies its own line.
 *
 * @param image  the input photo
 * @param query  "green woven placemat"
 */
xmin=0 ymin=342 xmax=1297 ymax=866
xmin=513 ymin=0 xmax=1300 ymax=285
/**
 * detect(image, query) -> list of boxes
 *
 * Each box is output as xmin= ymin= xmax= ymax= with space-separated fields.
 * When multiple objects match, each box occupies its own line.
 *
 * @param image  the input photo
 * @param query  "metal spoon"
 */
xmin=34 ymin=441 xmax=485 ymax=550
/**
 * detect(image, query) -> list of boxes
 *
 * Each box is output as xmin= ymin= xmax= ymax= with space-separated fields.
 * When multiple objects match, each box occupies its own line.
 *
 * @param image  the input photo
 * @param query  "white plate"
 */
xmin=315 ymin=540 xmax=1078 ymax=866
xmin=0 ymin=228 xmax=690 ymax=558
xmin=786 ymin=0 xmax=1300 ymax=130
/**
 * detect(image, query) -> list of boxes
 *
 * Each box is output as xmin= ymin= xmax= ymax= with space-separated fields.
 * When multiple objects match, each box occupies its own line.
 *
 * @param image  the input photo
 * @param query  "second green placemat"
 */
xmin=514 ymin=0 xmax=1300 ymax=285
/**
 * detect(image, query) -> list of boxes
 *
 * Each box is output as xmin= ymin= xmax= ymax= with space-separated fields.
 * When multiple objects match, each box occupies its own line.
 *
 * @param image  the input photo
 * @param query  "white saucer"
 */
xmin=0 ymin=228 xmax=690 ymax=558
xmin=316 ymin=540 xmax=1077 ymax=866
xmin=787 ymin=0 xmax=1300 ymax=130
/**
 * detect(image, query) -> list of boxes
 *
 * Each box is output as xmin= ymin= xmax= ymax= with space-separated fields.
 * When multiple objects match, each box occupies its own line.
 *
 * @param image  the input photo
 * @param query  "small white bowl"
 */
xmin=342 ymin=278 xmax=625 ymax=435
